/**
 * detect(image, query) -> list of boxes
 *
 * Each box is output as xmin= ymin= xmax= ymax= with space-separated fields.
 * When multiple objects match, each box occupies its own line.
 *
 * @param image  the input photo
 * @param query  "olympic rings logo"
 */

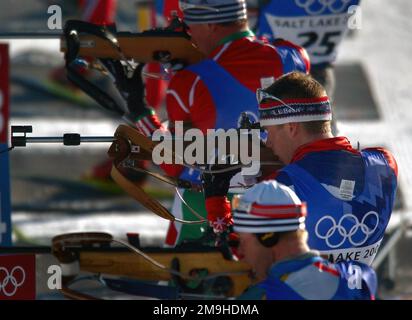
xmin=315 ymin=212 xmax=379 ymax=248
xmin=295 ymin=0 xmax=353 ymax=15
xmin=0 ymin=266 xmax=26 ymax=297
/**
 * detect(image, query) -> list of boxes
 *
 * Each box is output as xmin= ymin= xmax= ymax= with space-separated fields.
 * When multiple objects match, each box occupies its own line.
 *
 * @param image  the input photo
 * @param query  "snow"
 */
xmin=4 ymin=39 xmax=61 ymax=58
xmin=337 ymin=0 xmax=412 ymax=210
xmin=12 ymin=211 xmax=169 ymax=247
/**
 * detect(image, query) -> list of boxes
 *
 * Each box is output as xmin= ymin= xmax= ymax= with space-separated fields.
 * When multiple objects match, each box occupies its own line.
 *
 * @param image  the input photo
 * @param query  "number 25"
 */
xmin=299 ymin=31 xmax=342 ymax=56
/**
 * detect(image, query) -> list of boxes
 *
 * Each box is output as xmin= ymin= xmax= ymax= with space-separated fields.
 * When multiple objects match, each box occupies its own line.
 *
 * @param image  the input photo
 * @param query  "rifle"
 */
xmin=0 ymin=231 xmax=253 ymax=300
xmin=60 ymin=20 xmax=204 ymax=65
xmin=49 ymin=231 xmax=253 ymax=299
xmin=9 ymin=123 xmax=283 ymax=224
xmin=9 ymin=125 xmax=204 ymax=224
xmin=59 ymin=18 xmax=204 ymax=118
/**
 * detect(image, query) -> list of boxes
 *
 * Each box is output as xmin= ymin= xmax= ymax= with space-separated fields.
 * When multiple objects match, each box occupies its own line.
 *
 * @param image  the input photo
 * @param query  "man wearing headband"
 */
xmin=256 ymin=72 xmax=398 ymax=265
xmin=232 ymin=180 xmax=377 ymax=300
xmin=204 ymin=71 xmax=398 ymax=265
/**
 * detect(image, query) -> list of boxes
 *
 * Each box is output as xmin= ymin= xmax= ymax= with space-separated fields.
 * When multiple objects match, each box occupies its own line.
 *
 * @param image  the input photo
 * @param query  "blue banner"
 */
xmin=0 ymin=43 xmax=11 ymax=246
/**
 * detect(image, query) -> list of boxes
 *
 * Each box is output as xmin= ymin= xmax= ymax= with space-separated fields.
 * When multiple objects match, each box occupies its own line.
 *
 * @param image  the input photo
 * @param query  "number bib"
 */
xmin=257 ymin=0 xmax=360 ymax=65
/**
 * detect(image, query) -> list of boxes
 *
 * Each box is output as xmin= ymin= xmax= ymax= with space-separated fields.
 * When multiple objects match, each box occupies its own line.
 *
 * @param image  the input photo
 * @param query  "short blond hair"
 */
xmin=301 ymin=120 xmax=331 ymax=135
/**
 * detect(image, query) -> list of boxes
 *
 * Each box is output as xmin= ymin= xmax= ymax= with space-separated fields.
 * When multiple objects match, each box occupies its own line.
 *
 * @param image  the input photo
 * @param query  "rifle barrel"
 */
xmin=24 ymin=136 xmax=114 ymax=144
xmin=0 ymin=246 xmax=52 ymax=254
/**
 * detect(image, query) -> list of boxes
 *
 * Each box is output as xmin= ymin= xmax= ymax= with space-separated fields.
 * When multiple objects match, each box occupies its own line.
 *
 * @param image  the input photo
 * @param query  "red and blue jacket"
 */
xmin=79 ymin=0 xmax=117 ymax=25
xmin=162 ymin=31 xmax=310 ymax=181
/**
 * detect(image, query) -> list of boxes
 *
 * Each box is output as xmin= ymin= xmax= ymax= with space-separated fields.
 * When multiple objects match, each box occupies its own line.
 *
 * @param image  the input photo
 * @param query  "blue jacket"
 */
xmin=276 ymin=145 xmax=397 ymax=265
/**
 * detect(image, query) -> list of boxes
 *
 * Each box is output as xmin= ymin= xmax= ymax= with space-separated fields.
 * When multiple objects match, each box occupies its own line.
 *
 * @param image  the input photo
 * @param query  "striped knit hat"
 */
xmin=233 ymin=180 xmax=307 ymax=234
xmin=179 ymin=0 xmax=247 ymax=25
xmin=257 ymin=89 xmax=332 ymax=126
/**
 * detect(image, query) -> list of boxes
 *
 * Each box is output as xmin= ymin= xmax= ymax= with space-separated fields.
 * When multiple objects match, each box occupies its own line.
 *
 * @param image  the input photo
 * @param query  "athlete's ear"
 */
xmin=286 ymin=123 xmax=299 ymax=138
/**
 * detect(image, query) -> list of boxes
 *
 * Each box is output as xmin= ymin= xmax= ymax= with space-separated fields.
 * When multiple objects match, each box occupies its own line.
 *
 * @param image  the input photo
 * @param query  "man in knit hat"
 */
xmin=232 ymin=180 xmax=377 ymax=300
xmin=112 ymin=0 xmax=311 ymax=246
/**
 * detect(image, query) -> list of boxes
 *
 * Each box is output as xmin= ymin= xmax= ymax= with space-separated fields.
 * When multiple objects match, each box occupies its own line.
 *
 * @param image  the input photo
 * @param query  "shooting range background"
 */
xmin=0 ymin=0 xmax=412 ymax=299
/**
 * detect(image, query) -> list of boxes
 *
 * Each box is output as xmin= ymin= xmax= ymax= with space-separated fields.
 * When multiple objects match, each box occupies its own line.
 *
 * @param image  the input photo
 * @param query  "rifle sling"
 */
xmin=111 ymin=164 xmax=175 ymax=222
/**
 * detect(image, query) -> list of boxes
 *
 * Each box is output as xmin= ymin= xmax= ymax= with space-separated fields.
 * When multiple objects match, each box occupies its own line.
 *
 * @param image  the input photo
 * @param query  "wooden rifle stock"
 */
xmin=60 ymin=31 xmax=205 ymax=64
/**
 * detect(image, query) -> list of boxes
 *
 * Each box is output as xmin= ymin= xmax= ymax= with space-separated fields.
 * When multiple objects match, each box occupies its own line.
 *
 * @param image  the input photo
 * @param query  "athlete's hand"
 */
xmin=100 ymin=59 xmax=162 ymax=135
xmin=202 ymin=160 xmax=241 ymax=235
xmin=201 ymin=161 xmax=241 ymax=198
xmin=100 ymin=59 xmax=150 ymax=116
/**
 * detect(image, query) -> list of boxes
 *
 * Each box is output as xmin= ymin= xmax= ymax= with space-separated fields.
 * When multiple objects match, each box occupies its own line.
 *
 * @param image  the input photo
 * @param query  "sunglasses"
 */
xmin=256 ymin=88 xmax=295 ymax=111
